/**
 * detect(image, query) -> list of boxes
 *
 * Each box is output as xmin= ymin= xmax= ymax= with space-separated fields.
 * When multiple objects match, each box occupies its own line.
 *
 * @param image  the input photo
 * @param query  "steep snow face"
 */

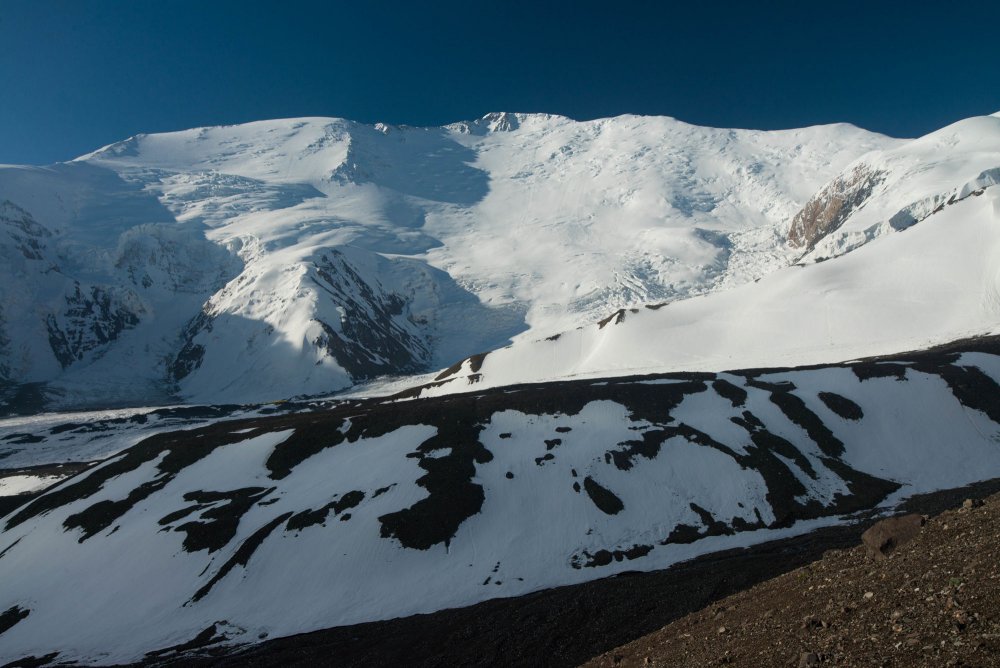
xmin=791 ymin=114 xmax=1000 ymax=260
xmin=2 ymin=340 xmax=1000 ymax=663
xmin=0 ymin=114 xmax=890 ymax=409
xmin=420 ymin=159 xmax=1000 ymax=397
xmin=172 ymin=247 xmax=438 ymax=403
xmin=425 ymin=114 xmax=894 ymax=325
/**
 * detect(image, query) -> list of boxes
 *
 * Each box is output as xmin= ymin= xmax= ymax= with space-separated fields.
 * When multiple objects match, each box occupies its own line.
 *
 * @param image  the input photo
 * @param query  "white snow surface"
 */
xmin=0 ymin=474 xmax=64 ymax=496
xmin=0 ymin=113 xmax=892 ymax=407
xmin=417 ymin=124 xmax=1000 ymax=396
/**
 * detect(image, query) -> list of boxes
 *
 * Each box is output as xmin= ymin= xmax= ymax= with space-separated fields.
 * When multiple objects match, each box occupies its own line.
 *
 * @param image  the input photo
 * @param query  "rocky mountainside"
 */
xmin=786 ymin=164 xmax=886 ymax=250
xmin=0 ymin=113 xmax=891 ymax=410
xmin=792 ymin=113 xmax=1000 ymax=261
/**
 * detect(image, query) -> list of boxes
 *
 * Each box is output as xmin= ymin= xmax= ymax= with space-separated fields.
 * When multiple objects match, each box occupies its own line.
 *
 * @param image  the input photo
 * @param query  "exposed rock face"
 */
xmin=788 ymin=164 xmax=886 ymax=249
xmin=0 ymin=201 xmax=52 ymax=263
xmin=170 ymin=310 xmax=212 ymax=382
xmin=45 ymin=283 xmax=145 ymax=369
xmin=481 ymin=111 xmax=520 ymax=132
xmin=310 ymin=249 xmax=430 ymax=378
xmin=170 ymin=248 xmax=432 ymax=391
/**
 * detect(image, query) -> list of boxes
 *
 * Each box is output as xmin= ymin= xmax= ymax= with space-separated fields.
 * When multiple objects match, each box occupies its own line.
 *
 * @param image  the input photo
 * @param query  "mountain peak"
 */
xmin=480 ymin=111 xmax=520 ymax=131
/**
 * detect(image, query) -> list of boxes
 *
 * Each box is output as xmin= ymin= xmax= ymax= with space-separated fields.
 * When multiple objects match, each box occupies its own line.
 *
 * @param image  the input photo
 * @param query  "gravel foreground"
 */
xmin=585 ymin=492 xmax=1000 ymax=667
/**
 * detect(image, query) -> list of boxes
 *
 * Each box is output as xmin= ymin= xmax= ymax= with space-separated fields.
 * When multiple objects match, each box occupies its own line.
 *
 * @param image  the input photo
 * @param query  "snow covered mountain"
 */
xmin=417 ymin=113 xmax=1000 ymax=396
xmin=0 ymin=113 xmax=891 ymax=410
xmin=793 ymin=113 xmax=1000 ymax=259
xmin=2 ymin=337 xmax=1000 ymax=664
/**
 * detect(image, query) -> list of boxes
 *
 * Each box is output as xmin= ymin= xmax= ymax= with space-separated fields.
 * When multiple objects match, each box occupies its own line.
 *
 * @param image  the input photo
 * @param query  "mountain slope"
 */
xmin=2 ymin=338 xmax=1000 ymax=663
xmin=0 ymin=114 xmax=892 ymax=409
xmin=585 ymin=491 xmax=1000 ymax=668
xmin=420 ymin=115 xmax=1000 ymax=396
xmin=792 ymin=114 xmax=1000 ymax=259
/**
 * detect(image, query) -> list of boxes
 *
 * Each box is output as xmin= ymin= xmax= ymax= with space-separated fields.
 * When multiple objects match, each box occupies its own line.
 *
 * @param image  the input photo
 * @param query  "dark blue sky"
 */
xmin=2 ymin=0 xmax=999 ymax=165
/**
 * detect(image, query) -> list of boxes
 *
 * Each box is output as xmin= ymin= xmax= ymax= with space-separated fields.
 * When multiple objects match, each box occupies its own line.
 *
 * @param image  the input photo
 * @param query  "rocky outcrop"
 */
xmin=310 ymin=249 xmax=430 ymax=378
xmin=45 ymin=283 xmax=145 ymax=368
xmin=788 ymin=164 xmax=886 ymax=249
xmin=170 ymin=310 xmax=212 ymax=382
xmin=0 ymin=201 xmax=52 ymax=264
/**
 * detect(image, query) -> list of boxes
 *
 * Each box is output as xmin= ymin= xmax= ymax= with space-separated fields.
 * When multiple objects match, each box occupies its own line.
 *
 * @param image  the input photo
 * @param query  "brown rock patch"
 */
xmin=584 ymin=492 xmax=1000 ymax=668
xmin=861 ymin=512 xmax=926 ymax=559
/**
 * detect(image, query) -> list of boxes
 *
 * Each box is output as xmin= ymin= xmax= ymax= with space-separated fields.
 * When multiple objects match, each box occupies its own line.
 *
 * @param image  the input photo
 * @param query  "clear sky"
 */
xmin=2 ymin=0 xmax=999 ymax=165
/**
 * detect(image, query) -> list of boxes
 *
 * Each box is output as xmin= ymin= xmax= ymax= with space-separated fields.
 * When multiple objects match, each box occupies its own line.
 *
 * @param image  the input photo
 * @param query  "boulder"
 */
xmin=962 ymin=498 xmax=984 ymax=510
xmin=861 ymin=513 xmax=926 ymax=559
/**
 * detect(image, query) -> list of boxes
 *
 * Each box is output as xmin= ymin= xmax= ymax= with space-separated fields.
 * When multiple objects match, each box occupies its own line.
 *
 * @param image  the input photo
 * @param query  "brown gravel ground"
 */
xmin=584 ymin=493 xmax=1000 ymax=668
